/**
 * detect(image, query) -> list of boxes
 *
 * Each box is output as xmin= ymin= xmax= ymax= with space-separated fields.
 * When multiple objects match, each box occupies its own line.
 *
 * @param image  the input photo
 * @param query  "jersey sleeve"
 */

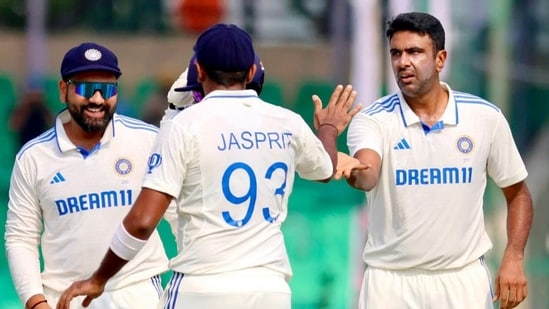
xmin=141 ymin=119 xmax=190 ymax=198
xmin=487 ymin=111 xmax=528 ymax=187
xmin=4 ymin=157 xmax=45 ymax=304
xmin=293 ymin=120 xmax=333 ymax=180
xmin=347 ymin=112 xmax=384 ymax=158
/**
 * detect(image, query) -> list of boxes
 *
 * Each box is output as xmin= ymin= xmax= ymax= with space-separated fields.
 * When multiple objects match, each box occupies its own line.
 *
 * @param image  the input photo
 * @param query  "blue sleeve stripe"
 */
xmin=116 ymin=116 xmax=159 ymax=133
xmin=363 ymin=94 xmax=400 ymax=116
xmin=453 ymin=91 xmax=500 ymax=112
xmin=17 ymin=129 xmax=56 ymax=160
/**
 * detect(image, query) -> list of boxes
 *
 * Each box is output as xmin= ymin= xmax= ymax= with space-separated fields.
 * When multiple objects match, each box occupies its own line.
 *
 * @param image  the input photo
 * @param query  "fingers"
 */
xmin=327 ymin=85 xmax=344 ymax=108
xmin=349 ymin=103 xmax=363 ymax=118
xmin=83 ymin=296 xmax=93 ymax=308
xmin=495 ymin=282 xmax=527 ymax=309
xmin=311 ymin=94 xmax=322 ymax=129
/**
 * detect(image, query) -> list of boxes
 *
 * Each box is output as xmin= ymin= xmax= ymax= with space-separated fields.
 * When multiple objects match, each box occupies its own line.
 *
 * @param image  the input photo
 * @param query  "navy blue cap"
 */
xmin=174 ymin=53 xmax=264 ymax=95
xmin=248 ymin=54 xmax=265 ymax=95
xmin=174 ymin=54 xmax=200 ymax=92
xmin=194 ymin=23 xmax=255 ymax=72
xmin=60 ymin=42 xmax=122 ymax=80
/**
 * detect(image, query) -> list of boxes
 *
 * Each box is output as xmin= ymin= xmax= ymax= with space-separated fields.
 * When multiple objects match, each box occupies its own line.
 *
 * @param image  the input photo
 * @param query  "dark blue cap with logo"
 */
xmin=60 ymin=42 xmax=122 ymax=80
xmin=174 ymin=52 xmax=264 ymax=95
xmin=194 ymin=23 xmax=255 ymax=72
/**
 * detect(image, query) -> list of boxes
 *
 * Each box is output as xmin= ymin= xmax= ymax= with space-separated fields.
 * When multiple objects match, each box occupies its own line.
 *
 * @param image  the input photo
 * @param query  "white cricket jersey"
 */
xmin=142 ymin=89 xmax=333 ymax=279
xmin=4 ymin=110 xmax=169 ymax=303
xmin=347 ymin=83 xmax=527 ymax=270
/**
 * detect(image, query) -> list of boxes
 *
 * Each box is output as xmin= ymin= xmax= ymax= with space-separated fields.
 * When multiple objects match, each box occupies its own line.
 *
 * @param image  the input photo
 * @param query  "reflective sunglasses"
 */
xmin=67 ymin=80 xmax=119 ymax=99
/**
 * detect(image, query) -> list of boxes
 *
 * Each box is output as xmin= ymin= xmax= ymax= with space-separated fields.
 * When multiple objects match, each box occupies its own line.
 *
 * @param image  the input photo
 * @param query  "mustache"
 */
xmin=82 ymin=103 xmax=109 ymax=111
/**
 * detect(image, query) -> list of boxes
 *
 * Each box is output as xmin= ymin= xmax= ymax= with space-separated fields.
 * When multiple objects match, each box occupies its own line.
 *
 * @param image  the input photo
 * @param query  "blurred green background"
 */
xmin=1 ymin=0 xmax=549 ymax=308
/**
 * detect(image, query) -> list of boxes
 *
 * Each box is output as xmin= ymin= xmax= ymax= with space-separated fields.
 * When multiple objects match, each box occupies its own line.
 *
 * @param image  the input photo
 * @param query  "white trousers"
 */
xmin=358 ymin=258 xmax=494 ymax=309
xmin=45 ymin=275 xmax=163 ymax=309
xmin=159 ymin=268 xmax=291 ymax=309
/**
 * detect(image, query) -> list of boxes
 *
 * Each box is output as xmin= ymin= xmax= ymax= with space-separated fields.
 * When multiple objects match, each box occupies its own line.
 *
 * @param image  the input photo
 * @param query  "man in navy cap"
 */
xmin=164 ymin=52 xmax=265 ymax=118
xmin=57 ymin=25 xmax=361 ymax=309
xmin=4 ymin=42 xmax=171 ymax=309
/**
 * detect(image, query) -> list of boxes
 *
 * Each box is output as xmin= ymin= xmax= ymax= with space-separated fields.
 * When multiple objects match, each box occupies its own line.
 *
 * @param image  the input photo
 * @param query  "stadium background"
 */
xmin=1 ymin=0 xmax=548 ymax=308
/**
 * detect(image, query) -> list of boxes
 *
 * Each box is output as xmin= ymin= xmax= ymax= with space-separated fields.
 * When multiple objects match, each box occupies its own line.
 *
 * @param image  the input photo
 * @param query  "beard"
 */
xmin=66 ymin=99 xmax=116 ymax=133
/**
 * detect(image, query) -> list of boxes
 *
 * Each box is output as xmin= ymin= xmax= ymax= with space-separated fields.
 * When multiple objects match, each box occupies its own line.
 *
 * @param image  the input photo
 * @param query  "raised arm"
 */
xmin=312 ymin=84 xmax=362 ymax=174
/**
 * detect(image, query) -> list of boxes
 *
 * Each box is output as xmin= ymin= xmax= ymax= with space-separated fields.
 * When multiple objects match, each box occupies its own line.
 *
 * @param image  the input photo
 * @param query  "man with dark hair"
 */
xmin=57 ymin=24 xmax=360 ymax=309
xmin=5 ymin=42 xmax=170 ymax=309
xmin=340 ymin=12 xmax=533 ymax=309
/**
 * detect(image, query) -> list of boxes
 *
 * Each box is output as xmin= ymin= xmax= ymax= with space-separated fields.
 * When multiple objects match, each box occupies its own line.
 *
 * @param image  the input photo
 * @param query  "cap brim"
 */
xmin=63 ymin=64 xmax=122 ymax=78
xmin=174 ymin=83 xmax=201 ymax=92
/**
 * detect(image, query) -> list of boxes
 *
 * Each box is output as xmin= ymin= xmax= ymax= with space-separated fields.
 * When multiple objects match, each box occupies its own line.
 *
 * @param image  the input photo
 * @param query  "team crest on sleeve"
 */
xmin=147 ymin=153 xmax=162 ymax=174
xmin=456 ymin=136 xmax=473 ymax=154
xmin=115 ymin=158 xmax=133 ymax=175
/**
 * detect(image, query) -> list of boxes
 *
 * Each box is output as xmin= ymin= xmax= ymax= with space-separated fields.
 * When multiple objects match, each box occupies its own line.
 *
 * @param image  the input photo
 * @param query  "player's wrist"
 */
xmin=317 ymin=123 xmax=339 ymax=136
xmin=27 ymin=299 xmax=48 ymax=309
xmin=109 ymin=223 xmax=147 ymax=261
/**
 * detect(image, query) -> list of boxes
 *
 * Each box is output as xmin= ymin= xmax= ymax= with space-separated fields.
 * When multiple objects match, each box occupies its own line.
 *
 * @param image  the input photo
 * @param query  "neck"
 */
xmin=405 ymin=83 xmax=449 ymax=126
xmin=64 ymin=121 xmax=104 ymax=151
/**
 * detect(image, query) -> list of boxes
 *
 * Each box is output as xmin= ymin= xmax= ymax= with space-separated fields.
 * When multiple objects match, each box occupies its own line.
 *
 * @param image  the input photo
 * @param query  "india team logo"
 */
xmin=84 ymin=48 xmax=102 ymax=61
xmin=115 ymin=158 xmax=132 ymax=175
xmin=456 ymin=136 xmax=473 ymax=153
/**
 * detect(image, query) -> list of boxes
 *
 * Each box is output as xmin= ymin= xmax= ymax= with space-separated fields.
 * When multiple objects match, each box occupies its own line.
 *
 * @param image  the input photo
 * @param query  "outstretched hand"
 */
xmin=312 ymin=84 xmax=361 ymax=135
xmin=56 ymin=277 xmax=105 ymax=309
xmin=334 ymin=152 xmax=370 ymax=180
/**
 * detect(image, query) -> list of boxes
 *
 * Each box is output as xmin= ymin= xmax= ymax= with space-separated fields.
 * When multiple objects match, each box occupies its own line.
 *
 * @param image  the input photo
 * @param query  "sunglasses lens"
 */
xmin=73 ymin=82 xmax=118 ymax=99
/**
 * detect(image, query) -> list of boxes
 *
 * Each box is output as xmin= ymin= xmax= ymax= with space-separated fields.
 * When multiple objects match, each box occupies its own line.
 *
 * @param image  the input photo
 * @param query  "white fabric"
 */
xmin=159 ymin=269 xmax=291 ymax=309
xmin=110 ymin=223 xmax=148 ymax=261
xmin=166 ymin=68 xmax=194 ymax=109
xmin=44 ymin=276 xmax=163 ymax=309
xmin=347 ymin=83 xmax=528 ymax=270
xmin=143 ymin=89 xmax=333 ymax=280
xmin=358 ymin=258 xmax=493 ymax=309
xmin=5 ymin=110 xmax=169 ymax=304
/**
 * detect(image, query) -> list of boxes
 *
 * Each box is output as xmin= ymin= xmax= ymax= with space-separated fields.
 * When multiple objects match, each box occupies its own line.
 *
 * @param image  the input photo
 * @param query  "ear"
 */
xmin=58 ymin=80 xmax=67 ymax=103
xmin=245 ymin=64 xmax=257 ymax=84
xmin=196 ymin=62 xmax=206 ymax=83
xmin=436 ymin=50 xmax=447 ymax=72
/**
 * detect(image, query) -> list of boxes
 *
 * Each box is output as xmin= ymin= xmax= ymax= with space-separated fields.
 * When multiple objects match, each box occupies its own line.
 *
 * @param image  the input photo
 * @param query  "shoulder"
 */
xmin=452 ymin=91 xmax=500 ymax=113
xmin=114 ymin=114 xmax=159 ymax=134
xmin=360 ymin=93 xmax=401 ymax=117
xmin=16 ymin=127 xmax=56 ymax=161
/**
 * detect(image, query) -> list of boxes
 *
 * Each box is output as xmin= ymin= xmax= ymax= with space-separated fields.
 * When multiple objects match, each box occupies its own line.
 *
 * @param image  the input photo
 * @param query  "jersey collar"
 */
xmin=201 ymin=89 xmax=259 ymax=102
xmin=398 ymin=82 xmax=458 ymax=128
xmin=55 ymin=108 xmax=116 ymax=153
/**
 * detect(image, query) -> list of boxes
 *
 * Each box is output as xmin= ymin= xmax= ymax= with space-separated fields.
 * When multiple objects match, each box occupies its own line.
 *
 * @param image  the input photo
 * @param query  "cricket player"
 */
xmin=56 ymin=23 xmax=360 ymax=309
xmin=341 ymin=12 xmax=533 ymax=309
xmin=165 ymin=52 xmax=265 ymax=116
xmin=4 ymin=42 xmax=170 ymax=309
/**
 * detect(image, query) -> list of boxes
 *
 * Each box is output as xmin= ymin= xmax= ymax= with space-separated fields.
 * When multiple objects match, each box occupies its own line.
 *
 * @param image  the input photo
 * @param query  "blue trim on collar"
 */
xmin=422 ymin=120 xmax=444 ymax=134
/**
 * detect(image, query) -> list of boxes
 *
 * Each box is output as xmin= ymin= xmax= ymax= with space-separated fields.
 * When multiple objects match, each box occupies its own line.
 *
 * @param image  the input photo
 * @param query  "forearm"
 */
xmin=347 ymin=168 xmax=378 ymax=191
xmin=316 ymin=123 xmax=339 ymax=174
xmin=505 ymin=188 xmax=533 ymax=257
xmin=6 ymin=245 xmax=44 ymax=305
xmin=90 ymin=249 xmax=130 ymax=286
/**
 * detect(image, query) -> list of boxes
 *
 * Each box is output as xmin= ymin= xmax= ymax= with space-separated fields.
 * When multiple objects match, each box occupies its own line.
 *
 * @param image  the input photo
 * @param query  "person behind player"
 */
xmin=56 ymin=23 xmax=361 ymax=309
xmin=164 ymin=52 xmax=265 ymax=116
xmin=4 ymin=42 xmax=170 ymax=309
xmin=340 ymin=12 xmax=533 ymax=309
